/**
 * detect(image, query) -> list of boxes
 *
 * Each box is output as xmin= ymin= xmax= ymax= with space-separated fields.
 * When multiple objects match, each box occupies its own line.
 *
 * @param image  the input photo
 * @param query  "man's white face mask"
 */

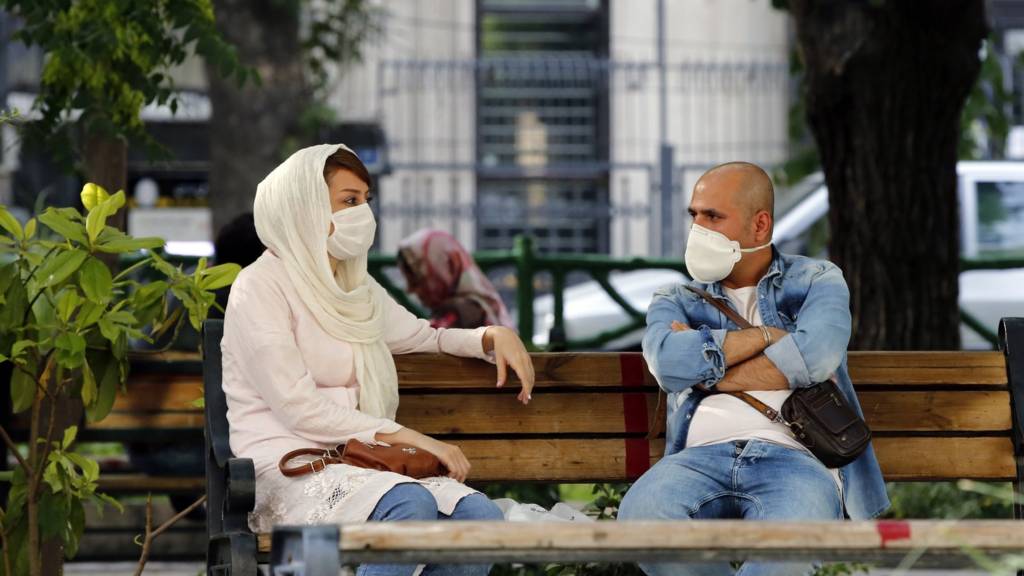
xmin=327 ymin=203 xmax=377 ymax=261
xmin=684 ymin=223 xmax=771 ymax=284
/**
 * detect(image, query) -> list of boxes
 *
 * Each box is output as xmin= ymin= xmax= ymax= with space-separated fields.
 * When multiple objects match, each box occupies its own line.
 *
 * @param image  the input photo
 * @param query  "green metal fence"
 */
xmin=370 ymin=242 xmax=1019 ymax=351
xmin=123 ymin=244 xmax=1020 ymax=351
xmin=370 ymin=236 xmax=686 ymax=350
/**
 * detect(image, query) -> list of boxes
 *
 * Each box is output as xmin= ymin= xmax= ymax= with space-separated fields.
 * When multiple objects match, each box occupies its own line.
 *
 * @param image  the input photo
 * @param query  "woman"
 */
xmin=221 ymin=144 xmax=535 ymax=576
xmin=397 ymin=229 xmax=515 ymax=329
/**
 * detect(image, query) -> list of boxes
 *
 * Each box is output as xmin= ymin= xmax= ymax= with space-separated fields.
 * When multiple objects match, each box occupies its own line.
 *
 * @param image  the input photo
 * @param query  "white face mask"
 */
xmin=327 ymin=203 xmax=377 ymax=261
xmin=684 ymin=223 xmax=771 ymax=284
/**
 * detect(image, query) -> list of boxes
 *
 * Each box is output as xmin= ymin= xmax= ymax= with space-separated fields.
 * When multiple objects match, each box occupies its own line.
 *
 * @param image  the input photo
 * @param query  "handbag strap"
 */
xmin=682 ymin=284 xmax=785 ymax=425
xmin=278 ymin=446 xmax=344 ymax=478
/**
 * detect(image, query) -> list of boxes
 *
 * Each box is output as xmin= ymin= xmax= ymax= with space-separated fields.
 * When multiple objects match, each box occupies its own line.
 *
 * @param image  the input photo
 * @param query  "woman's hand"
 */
xmin=376 ymin=427 xmax=471 ymax=482
xmin=482 ymin=326 xmax=535 ymax=405
xmin=424 ymin=438 xmax=471 ymax=482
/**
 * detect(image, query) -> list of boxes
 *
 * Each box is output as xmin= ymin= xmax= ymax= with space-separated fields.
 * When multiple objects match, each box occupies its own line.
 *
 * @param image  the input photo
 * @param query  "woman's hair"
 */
xmin=323 ymin=148 xmax=372 ymax=187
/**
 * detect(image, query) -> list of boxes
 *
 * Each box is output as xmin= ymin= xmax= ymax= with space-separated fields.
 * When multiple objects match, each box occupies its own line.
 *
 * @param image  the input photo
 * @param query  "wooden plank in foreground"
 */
xmin=257 ymin=520 xmax=1024 ymax=566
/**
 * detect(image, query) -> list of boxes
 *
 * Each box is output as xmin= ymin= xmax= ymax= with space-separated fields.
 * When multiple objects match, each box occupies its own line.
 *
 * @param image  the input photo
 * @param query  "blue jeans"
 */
xmin=618 ymin=440 xmax=843 ymax=576
xmin=356 ymin=484 xmax=504 ymax=576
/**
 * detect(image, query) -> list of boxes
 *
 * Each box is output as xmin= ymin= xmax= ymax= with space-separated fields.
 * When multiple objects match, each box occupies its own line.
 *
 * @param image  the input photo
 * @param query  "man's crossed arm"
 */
xmin=670 ymin=321 xmax=789 ymax=392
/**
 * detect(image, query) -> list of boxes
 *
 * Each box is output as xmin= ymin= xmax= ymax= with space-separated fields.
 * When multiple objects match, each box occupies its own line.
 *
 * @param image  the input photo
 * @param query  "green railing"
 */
xmin=121 ymin=244 xmax=1022 ymax=351
xmin=959 ymin=257 xmax=1024 ymax=348
xmin=370 ymin=236 xmax=686 ymax=350
xmin=371 ymin=244 xmax=1021 ymax=351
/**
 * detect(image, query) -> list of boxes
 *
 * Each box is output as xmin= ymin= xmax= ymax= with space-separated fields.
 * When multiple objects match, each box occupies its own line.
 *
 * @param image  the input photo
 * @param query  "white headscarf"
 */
xmin=253 ymin=144 xmax=399 ymax=419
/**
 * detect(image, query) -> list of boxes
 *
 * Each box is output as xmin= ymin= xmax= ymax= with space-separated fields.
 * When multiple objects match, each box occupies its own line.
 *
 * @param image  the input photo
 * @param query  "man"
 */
xmin=618 ymin=162 xmax=889 ymax=576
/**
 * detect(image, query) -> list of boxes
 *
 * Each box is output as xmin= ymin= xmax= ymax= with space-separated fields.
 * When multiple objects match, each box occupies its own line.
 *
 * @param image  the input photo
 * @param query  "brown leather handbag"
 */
xmin=683 ymin=285 xmax=871 ymax=469
xmin=278 ymin=441 xmax=448 ymax=479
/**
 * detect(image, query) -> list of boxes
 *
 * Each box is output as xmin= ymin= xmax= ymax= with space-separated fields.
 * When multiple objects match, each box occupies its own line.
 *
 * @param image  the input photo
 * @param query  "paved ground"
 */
xmin=64 ymin=562 xmax=990 ymax=575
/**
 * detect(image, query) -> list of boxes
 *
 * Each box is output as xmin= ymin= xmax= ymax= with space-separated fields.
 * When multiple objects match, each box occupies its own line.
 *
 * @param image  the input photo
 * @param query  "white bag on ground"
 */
xmin=492 ymin=498 xmax=594 ymax=522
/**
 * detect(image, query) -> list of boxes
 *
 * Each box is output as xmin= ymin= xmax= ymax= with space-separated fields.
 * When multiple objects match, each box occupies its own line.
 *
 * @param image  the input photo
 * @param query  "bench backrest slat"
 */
xmin=15 ymin=342 xmax=1014 ymax=484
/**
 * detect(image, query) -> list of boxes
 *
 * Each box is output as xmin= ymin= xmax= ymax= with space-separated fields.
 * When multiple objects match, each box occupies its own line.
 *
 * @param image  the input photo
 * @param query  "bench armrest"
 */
xmin=225 ymin=457 xmax=256 ymax=514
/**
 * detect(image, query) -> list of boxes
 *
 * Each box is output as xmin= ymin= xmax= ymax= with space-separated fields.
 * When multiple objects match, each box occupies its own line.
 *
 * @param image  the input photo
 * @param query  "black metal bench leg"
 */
xmin=998 ymin=318 xmax=1024 ymax=576
xmin=207 ymin=531 xmax=258 ymax=576
xmin=270 ymin=525 xmax=340 ymax=576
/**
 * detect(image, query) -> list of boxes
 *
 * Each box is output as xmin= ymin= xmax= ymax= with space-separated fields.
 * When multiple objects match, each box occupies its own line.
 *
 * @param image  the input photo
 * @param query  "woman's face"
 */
xmin=326 ymin=168 xmax=372 ymax=234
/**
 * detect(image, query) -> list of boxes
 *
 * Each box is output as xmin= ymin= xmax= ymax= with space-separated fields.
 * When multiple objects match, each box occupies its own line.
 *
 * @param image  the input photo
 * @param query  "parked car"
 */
xmin=534 ymin=162 xmax=1024 ymax=350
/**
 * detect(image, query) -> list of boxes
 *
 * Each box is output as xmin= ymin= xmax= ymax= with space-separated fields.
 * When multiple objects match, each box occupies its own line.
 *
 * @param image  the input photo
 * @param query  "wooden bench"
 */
xmin=200 ymin=318 xmax=1024 ymax=574
xmin=2 ymin=350 xmax=208 ymax=496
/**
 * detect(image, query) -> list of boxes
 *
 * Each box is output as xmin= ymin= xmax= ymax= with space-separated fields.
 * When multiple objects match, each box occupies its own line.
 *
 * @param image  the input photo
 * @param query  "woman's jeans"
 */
xmin=618 ymin=440 xmax=844 ymax=576
xmin=356 ymin=484 xmax=504 ymax=576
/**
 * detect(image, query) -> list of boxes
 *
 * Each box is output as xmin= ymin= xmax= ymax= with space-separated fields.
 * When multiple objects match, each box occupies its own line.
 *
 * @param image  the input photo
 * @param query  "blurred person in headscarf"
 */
xmin=397 ymin=229 xmax=515 ymax=330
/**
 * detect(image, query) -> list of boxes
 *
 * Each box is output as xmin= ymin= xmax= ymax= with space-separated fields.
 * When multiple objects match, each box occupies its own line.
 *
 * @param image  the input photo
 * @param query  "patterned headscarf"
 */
xmin=398 ymin=229 xmax=515 ymax=329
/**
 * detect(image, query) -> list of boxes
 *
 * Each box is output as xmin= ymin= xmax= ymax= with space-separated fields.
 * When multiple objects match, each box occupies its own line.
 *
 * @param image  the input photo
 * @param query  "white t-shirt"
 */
xmin=685 ymin=286 xmax=842 ymax=490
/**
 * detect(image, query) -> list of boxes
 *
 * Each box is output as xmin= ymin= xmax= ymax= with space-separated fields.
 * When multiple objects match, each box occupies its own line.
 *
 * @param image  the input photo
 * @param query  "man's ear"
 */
xmin=755 ymin=210 xmax=772 ymax=242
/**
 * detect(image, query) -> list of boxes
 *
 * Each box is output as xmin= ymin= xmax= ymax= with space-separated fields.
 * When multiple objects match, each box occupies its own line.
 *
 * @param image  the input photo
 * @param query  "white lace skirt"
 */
xmin=249 ymin=463 xmax=480 ymax=532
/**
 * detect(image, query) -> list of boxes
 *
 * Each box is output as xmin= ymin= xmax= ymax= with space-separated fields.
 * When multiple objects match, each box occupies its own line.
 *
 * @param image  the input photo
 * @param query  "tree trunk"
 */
xmin=83 ymin=131 xmax=127 ymax=232
xmin=789 ymin=0 xmax=987 ymax=350
xmin=205 ymin=0 xmax=310 ymax=236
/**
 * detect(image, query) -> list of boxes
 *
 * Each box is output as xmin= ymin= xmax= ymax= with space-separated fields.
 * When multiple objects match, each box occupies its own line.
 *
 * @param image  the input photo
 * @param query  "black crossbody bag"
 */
xmin=684 ymin=285 xmax=871 ymax=469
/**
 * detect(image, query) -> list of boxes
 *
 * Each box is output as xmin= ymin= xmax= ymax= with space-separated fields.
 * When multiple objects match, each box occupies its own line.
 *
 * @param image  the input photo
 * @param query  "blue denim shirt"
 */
xmin=642 ymin=249 xmax=890 ymax=519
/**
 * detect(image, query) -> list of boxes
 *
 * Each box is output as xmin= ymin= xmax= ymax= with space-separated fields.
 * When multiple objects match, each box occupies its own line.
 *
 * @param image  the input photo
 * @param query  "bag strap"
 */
xmin=682 ymin=284 xmax=784 ymax=424
xmin=684 ymin=284 xmax=753 ymax=330
xmin=278 ymin=446 xmax=344 ymax=478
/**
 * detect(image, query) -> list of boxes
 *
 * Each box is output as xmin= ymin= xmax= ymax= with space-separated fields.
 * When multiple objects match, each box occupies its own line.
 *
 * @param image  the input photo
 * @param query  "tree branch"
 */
xmin=0 ymin=424 xmax=30 ymax=475
xmin=28 ymin=355 xmax=58 ymax=502
xmin=0 ymin=513 xmax=12 ymax=576
xmin=31 ymin=375 xmax=63 ymax=500
xmin=133 ymin=494 xmax=206 ymax=576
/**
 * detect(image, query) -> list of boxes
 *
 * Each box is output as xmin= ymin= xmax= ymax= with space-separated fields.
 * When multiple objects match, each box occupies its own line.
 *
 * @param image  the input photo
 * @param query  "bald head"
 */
xmin=694 ymin=162 xmax=774 ymax=220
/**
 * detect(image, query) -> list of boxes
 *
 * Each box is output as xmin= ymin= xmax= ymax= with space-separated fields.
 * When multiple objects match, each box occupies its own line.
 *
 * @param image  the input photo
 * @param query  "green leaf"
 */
xmin=94 ymin=492 xmax=124 ymax=514
xmin=85 ymin=191 xmax=125 ymax=244
xmin=24 ymin=217 xmax=37 ymax=239
xmin=38 ymin=209 xmax=88 ymax=244
xmin=78 ymin=257 xmax=113 ymax=304
xmin=36 ymin=248 xmax=88 ymax=287
xmin=56 ymin=288 xmax=82 ymax=323
xmin=0 ymin=205 xmax=23 ymax=240
xmin=10 ymin=366 xmax=36 ymax=413
xmin=76 ymin=300 xmax=105 ymax=329
xmin=0 ymin=261 xmax=16 ymax=302
xmin=0 ymin=352 xmax=7 ymax=363
xmin=43 ymin=460 xmax=63 ymax=494
xmin=81 ymin=358 xmax=97 ymax=406
xmin=95 ymin=234 xmax=165 ymax=253
xmin=0 ymin=273 xmax=29 ymax=330
xmin=106 ymin=310 xmax=137 ymax=325
xmin=198 ymin=262 xmax=241 ymax=291
xmin=11 ymin=339 xmax=35 ymax=359
xmin=97 ymin=317 xmax=120 ymax=343
xmin=85 ymin=351 xmax=120 ymax=423
xmin=55 ymin=332 xmax=87 ymax=369
xmin=65 ymin=500 xmax=87 ymax=559
xmin=66 ymin=452 xmax=99 ymax=483
xmin=62 ymin=425 xmax=78 ymax=450
xmin=38 ymin=490 xmax=69 ymax=541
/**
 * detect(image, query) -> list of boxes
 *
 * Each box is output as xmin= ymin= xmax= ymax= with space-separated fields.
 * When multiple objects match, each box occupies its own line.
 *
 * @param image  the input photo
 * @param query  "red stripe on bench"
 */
xmin=621 ymin=355 xmax=651 ymax=479
xmin=876 ymin=520 xmax=912 ymax=547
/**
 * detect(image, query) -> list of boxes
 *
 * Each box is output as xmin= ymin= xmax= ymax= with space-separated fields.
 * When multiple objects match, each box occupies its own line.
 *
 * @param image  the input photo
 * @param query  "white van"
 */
xmin=534 ymin=162 xmax=1024 ymax=350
